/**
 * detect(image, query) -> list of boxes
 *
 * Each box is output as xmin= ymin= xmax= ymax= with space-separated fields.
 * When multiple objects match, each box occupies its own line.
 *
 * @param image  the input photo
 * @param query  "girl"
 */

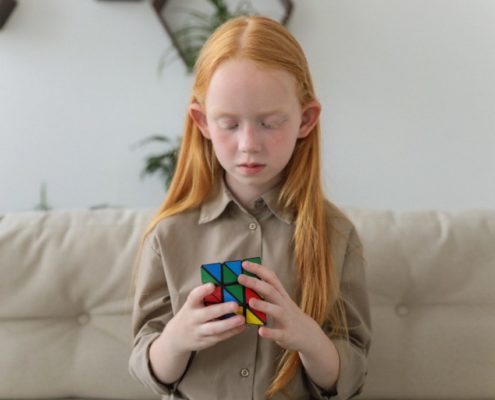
xmin=129 ymin=16 xmax=371 ymax=400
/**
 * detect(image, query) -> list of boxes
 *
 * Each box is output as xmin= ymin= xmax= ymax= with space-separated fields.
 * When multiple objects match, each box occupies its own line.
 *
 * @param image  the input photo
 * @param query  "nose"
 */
xmin=238 ymin=123 xmax=261 ymax=153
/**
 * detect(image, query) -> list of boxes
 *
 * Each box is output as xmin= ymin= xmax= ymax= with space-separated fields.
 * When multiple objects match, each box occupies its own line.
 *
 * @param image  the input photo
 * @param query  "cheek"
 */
xmin=269 ymin=129 xmax=299 ymax=158
xmin=209 ymin=131 xmax=235 ymax=159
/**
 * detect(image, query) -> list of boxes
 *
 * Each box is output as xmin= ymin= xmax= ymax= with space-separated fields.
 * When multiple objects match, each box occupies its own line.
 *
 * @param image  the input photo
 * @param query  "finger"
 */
xmin=201 ymin=301 xmax=242 ymax=322
xmin=205 ymin=324 xmax=246 ymax=346
xmin=238 ymin=273 xmax=279 ymax=303
xmin=212 ymin=323 xmax=246 ymax=343
xmin=199 ymin=314 xmax=245 ymax=337
xmin=248 ymin=297 xmax=281 ymax=319
xmin=258 ymin=326 xmax=284 ymax=342
xmin=242 ymin=261 xmax=286 ymax=295
xmin=187 ymin=283 xmax=216 ymax=307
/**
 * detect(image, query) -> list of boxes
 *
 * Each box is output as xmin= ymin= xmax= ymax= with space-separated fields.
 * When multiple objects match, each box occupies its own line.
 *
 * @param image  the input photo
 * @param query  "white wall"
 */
xmin=302 ymin=1 xmax=495 ymax=211
xmin=1 ymin=0 xmax=494 ymax=213
xmin=0 ymin=0 xmax=190 ymax=212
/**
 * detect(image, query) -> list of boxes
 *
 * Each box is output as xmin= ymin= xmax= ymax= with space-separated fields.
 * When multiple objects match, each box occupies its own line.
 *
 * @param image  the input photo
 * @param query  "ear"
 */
xmin=298 ymin=100 xmax=321 ymax=139
xmin=188 ymin=103 xmax=210 ymax=139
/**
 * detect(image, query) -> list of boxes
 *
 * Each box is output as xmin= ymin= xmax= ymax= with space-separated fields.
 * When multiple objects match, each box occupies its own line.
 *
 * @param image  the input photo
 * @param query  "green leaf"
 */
xmin=137 ymin=136 xmax=181 ymax=189
xmin=173 ymin=25 xmax=212 ymax=38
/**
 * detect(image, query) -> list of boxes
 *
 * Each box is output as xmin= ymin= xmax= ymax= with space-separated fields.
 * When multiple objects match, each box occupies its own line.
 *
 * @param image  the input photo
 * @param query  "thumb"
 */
xmin=187 ymin=282 xmax=216 ymax=307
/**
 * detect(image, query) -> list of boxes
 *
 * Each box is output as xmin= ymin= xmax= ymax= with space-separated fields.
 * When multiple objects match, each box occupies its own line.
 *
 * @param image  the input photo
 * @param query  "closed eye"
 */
xmin=260 ymin=117 xmax=286 ymax=130
xmin=217 ymin=119 xmax=239 ymax=130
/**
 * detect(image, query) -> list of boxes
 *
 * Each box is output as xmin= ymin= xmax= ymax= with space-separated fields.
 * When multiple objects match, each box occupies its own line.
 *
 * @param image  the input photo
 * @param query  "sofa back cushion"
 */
xmin=0 ymin=209 xmax=156 ymax=399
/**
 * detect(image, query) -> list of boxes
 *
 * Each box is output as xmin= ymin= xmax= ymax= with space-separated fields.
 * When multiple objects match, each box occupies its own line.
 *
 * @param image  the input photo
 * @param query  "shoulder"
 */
xmin=324 ymin=201 xmax=366 ymax=285
xmin=324 ymin=200 xmax=362 ymax=253
xmin=145 ymin=207 xmax=202 ymax=253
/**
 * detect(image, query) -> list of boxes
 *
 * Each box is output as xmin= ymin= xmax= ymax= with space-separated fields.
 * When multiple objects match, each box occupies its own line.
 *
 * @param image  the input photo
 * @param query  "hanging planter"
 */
xmin=151 ymin=0 xmax=293 ymax=72
xmin=0 ymin=0 xmax=17 ymax=29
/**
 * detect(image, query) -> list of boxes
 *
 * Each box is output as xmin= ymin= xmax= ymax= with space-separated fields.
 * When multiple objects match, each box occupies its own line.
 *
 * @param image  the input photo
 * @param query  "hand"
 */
xmin=149 ymin=283 xmax=246 ymax=385
xmin=163 ymin=283 xmax=246 ymax=354
xmin=238 ymin=261 xmax=320 ymax=352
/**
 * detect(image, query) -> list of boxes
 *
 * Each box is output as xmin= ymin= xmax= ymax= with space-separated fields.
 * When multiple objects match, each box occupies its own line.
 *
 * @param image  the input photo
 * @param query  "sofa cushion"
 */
xmin=0 ymin=209 xmax=157 ymax=399
xmin=345 ymin=208 xmax=495 ymax=399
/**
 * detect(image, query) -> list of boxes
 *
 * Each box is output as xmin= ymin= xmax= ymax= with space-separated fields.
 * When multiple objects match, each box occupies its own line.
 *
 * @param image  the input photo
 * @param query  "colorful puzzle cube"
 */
xmin=201 ymin=257 xmax=266 ymax=326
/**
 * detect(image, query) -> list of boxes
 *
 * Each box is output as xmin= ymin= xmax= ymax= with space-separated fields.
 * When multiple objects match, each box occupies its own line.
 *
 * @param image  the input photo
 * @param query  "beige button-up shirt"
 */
xmin=129 ymin=181 xmax=371 ymax=400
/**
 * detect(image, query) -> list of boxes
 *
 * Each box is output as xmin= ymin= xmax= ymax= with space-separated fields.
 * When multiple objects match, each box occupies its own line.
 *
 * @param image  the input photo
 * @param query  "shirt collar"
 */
xmin=198 ymin=178 xmax=232 ymax=224
xmin=258 ymin=182 xmax=294 ymax=224
xmin=198 ymin=177 xmax=294 ymax=225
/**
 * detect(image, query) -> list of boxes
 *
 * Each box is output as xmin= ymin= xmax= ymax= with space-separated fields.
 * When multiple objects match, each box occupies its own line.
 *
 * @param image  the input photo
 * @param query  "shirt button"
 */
xmin=395 ymin=304 xmax=409 ymax=317
xmin=77 ymin=313 xmax=90 ymax=325
xmin=240 ymin=368 xmax=250 ymax=377
xmin=248 ymin=222 xmax=257 ymax=230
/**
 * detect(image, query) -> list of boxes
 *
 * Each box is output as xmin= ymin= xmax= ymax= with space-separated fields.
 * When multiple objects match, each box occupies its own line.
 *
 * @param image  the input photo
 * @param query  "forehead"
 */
xmin=205 ymin=58 xmax=299 ymax=113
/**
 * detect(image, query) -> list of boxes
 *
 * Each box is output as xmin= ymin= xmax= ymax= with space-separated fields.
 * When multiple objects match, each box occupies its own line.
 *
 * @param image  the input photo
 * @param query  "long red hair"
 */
xmin=137 ymin=16 xmax=347 ymax=398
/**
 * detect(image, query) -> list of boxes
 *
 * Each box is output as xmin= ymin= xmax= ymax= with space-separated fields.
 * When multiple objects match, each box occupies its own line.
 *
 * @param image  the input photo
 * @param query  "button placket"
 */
xmin=238 ymin=215 xmax=262 ymax=396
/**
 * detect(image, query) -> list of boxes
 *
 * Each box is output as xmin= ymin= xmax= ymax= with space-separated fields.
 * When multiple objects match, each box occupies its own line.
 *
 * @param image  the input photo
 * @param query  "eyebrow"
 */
xmin=211 ymin=109 xmax=287 ymax=119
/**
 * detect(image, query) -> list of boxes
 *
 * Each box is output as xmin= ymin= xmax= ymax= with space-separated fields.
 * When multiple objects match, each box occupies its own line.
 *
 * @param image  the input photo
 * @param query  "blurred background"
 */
xmin=1 ymin=0 xmax=494 ymax=213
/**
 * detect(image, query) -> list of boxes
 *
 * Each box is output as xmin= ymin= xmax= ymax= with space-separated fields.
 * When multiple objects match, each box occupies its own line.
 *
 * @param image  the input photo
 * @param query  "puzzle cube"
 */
xmin=201 ymin=257 xmax=266 ymax=325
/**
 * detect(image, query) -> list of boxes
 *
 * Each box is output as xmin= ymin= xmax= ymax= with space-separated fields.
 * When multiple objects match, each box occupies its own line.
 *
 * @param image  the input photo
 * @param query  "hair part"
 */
xmin=136 ymin=16 xmax=348 ymax=398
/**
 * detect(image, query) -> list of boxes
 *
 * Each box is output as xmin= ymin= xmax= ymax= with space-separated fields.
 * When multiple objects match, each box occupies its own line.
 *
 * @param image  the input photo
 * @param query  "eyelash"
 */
xmin=261 ymin=122 xmax=275 ymax=129
xmin=224 ymin=123 xmax=239 ymax=130
xmin=222 ymin=122 xmax=277 ymax=130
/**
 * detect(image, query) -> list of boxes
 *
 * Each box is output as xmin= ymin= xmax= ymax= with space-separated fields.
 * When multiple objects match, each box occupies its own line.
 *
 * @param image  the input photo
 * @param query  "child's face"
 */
xmin=190 ymin=58 xmax=320 ymax=205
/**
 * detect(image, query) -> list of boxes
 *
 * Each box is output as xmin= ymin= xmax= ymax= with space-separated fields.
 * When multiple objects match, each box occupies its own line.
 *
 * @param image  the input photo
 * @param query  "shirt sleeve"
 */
xmin=128 ymin=233 xmax=178 ymax=396
xmin=304 ymin=226 xmax=372 ymax=400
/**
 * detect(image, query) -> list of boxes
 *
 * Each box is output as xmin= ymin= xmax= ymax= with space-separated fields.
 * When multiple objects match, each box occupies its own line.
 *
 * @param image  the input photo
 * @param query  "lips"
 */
xmin=240 ymin=163 xmax=264 ymax=168
xmin=237 ymin=162 xmax=266 ymax=175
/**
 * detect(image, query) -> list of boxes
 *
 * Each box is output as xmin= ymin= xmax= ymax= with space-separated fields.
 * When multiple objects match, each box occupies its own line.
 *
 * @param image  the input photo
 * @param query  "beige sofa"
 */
xmin=1 ymin=208 xmax=494 ymax=399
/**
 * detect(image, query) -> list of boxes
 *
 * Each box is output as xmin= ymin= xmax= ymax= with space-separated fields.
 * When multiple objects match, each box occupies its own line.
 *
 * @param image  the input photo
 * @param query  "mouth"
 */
xmin=237 ymin=163 xmax=266 ymax=175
